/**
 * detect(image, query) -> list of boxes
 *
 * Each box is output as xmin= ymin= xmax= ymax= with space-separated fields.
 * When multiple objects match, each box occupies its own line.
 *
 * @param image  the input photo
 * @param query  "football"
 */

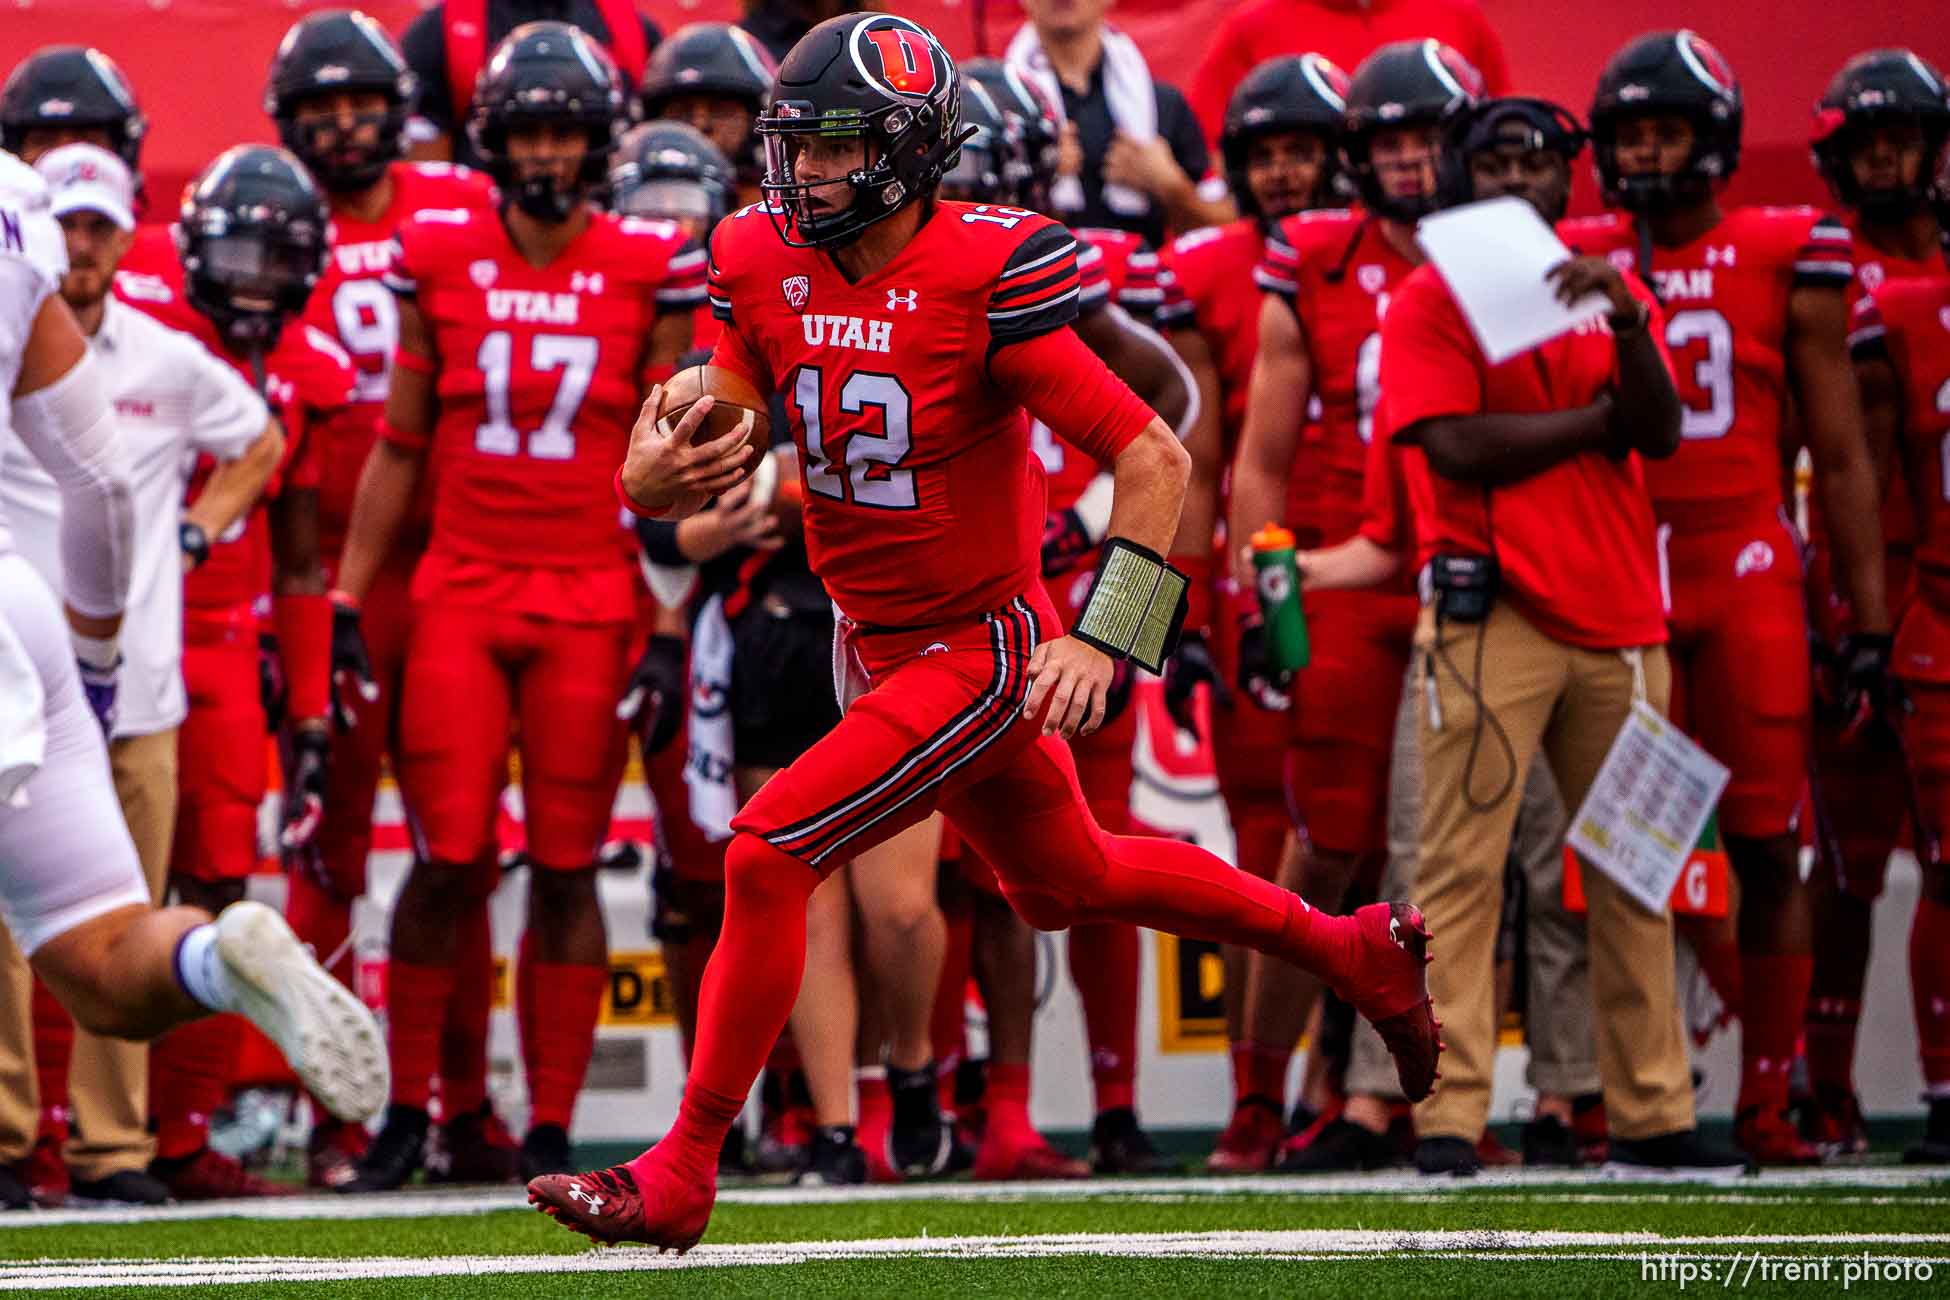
xmin=655 ymin=363 xmax=770 ymax=463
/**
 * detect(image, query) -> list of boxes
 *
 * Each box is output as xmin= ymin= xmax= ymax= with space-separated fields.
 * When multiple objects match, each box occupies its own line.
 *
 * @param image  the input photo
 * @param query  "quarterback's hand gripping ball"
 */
xmin=624 ymin=365 xmax=769 ymax=517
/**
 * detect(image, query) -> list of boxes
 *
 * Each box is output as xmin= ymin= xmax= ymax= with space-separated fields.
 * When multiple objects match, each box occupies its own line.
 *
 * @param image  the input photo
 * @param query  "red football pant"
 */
xmin=1661 ymin=514 xmax=1810 ymax=838
xmin=172 ymin=631 xmax=267 ymax=882
xmin=1897 ymin=664 xmax=1950 ymax=1090
xmin=1210 ymin=601 xmax=1291 ymax=881
xmin=396 ymin=602 xmax=630 ymax=870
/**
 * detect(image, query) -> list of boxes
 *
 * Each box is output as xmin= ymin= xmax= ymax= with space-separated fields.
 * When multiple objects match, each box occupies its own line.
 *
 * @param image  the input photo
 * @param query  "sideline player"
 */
xmin=262 ymin=9 xmax=514 ymax=1190
xmin=1800 ymin=48 xmax=1950 ymax=1154
xmin=0 ymin=149 xmax=385 ymax=1179
xmin=332 ymin=22 xmax=701 ymax=1185
xmin=0 ymin=46 xmax=147 ymax=178
xmin=531 ymin=13 xmax=1438 ymax=1249
xmin=1567 ymin=30 xmax=1892 ymax=1165
xmin=638 ymin=22 xmax=775 ymax=197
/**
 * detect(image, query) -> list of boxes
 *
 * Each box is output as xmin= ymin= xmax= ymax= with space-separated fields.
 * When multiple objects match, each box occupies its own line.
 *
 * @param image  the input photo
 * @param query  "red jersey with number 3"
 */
xmin=1158 ymin=218 xmax=1265 ymax=448
xmin=306 ymin=162 xmax=495 ymax=558
xmin=705 ymin=201 xmax=1151 ymax=629
xmin=383 ymin=205 xmax=705 ymax=621
xmin=1562 ymin=207 xmax=1854 ymax=530
xmin=1854 ymin=276 xmax=1950 ymax=614
xmin=1256 ymin=209 xmax=1416 ymax=548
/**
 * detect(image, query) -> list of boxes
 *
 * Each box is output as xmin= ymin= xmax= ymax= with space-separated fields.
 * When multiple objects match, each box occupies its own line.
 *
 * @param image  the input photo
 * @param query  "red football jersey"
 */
xmin=113 ymin=255 xmax=354 ymax=618
xmin=1256 ymin=209 xmax=1417 ymax=548
xmin=705 ymin=201 xmax=1152 ymax=629
xmin=1854 ymin=275 xmax=1950 ymax=612
xmin=1158 ymin=218 xmax=1265 ymax=447
xmin=306 ymin=162 xmax=495 ymax=557
xmin=383 ymin=205 xmax=706 ymax=621
xmin=1562 ymin=207 xmax=1855 ymax=530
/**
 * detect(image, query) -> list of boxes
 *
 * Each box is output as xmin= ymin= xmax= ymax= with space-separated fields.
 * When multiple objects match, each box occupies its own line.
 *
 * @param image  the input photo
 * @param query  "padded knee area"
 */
xmin=724 ymin=832 xmax=819 ymax=915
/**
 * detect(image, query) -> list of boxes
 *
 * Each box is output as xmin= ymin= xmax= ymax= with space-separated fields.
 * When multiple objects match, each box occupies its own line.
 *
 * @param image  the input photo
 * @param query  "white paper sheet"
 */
xmin=1567 ymin=701 xmax=1730 ymax=914
xmin=1414 ymin=195 xmax=1612 ymax=365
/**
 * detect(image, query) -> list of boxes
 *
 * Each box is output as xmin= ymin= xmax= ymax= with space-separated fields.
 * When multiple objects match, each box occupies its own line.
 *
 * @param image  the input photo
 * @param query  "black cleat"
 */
xmin=796 ymin=1126 xmax=868 ymax=1186
xmin=69 ymin=1168 xmax=171 ymax=1204
xmin=427 ymin=1103 xmax=520 ymax=1185
xmin=1521 ymin=1114 xmax=1581 ymax=1168
xmin=1905 ymin=1098 xmax=1950 ymax=1165
xmin=0 ymin=1164 xmax=31 ymax=1210
xmin=519 ymin=1123 xmax=574 ymax=1181
xmin=341 ymin=1103 xmax=429 ymax=1193
xmin=1281 ymin=1118 xmax=1397 ymax=1173
xmin=888 ymin=1061 xmax=951 ymax=1178
xmin=1413 ymin=1135 xmax=1480 ymax=1177
xmin=1603 ymin=1128 xmax=1753 ymax=1181
xmin=1090 ymin=1106 xmax=1173 ymax=1174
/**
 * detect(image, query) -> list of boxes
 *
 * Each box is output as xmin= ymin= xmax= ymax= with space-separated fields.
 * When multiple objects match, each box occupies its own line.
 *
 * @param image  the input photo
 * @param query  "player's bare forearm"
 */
xmin=1794 ymin=285 xmax=1890 ymax=633
xmin=1168 ymin=327 xmax=1224 ymax=561
xmin=1107 ymin=417 xmax=1191 ymax=556
xmin=185 ymin=418 xmax=282 ymax=542
xmin=1856 ymin=354 xmax=1914 ymax=527
xmin=1228 ymin=297 xmax=1309 ymax=586
xmin=336 ymin=440 xmax=423 ymax=601
xmin=645 ymin=309 xmax=694 ymax=383
xmin=1299 ymin=536 xmax=1399 ymax=592
xmin=268 ymin=487 xmax=325 ymax=596
xmin=1406 ymin=403 xmax=1613 ymax=487
xmin=1611 ymin=329 xmax=1683 ymax=458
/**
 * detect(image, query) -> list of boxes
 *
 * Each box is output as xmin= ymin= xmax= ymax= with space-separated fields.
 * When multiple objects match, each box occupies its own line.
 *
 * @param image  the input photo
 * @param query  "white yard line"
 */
xmin=0 ymin=1166 xmax=1943 ymax=1230
xmin=2 ymin=1230 xmax=1949 ymax=1290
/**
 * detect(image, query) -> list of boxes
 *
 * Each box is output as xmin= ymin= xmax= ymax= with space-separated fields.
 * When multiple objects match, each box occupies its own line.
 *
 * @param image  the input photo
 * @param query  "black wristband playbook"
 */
xmin=1071 ymin=538 xmax=1190 ymax=675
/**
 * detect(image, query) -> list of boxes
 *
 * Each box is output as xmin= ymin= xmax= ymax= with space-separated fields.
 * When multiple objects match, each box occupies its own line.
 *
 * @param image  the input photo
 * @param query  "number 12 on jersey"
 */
xmin=790 ymin=365 xmax=917 ymax=509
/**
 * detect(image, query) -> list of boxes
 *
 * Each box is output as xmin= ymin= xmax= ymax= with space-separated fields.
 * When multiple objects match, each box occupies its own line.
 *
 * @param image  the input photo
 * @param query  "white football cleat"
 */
xmin=214 ymin=901 xmax=388 ymax=1123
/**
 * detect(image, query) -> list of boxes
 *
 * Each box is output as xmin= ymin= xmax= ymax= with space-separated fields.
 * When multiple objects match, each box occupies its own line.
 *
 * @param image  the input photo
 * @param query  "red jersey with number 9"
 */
xmin=306 ymin=161 xmax=494 ymax=559
xmin=1561 ymin=207 xmax=1854 ymax=531
xmin=1854 ymin=276 xmax=1950 ymax=615
xmin=383 ymin=205 xmax=705 ymax=621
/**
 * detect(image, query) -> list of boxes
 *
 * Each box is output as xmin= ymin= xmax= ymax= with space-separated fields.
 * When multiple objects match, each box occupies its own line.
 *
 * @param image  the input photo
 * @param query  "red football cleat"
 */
xmin=528 ymin=1151 xmax=715 ymax=1252
xmin=1735 ymin=1105 xmax=1824 ymax=1167
xmin=153 ymin=1147 xmax=296 ymax=1200
xmin=1205 ymin=1097 xmax=1284 ymax=1174
xmin=1339 ymin=902 xmax=1442 ymax=1104
xmin=971 ymin=1128 xmax=1090 ymax=1181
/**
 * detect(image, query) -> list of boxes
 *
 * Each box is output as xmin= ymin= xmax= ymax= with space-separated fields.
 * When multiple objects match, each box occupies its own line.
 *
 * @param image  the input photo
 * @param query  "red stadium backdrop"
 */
xmin=4 ymin=1 xmax=1946 ymax=227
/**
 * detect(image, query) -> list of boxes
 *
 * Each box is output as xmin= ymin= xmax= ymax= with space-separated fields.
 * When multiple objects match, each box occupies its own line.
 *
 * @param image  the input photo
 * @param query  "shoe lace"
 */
xmin=586 ymin=1166 xmax=637 ymax=1200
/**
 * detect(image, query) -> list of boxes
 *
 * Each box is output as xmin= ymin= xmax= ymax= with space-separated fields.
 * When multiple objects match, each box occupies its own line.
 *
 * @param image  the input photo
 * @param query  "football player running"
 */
xmin=332 ymin=21 xmax=701 ymax=1186
xmin=531 ymin=13 xmax=1439 ymax=1250
xmin=1565 ymin=29 xmax=1891 ymax=1166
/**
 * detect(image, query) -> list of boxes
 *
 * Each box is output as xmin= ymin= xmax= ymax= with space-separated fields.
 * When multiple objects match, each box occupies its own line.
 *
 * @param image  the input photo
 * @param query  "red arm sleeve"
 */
xmin=991 ymin=327 xmax=1155 ymax=467
xmin=274 ymin=591 xmax=331 ymax=723
xmin=707 ymin=318 xmax=770 ymax=392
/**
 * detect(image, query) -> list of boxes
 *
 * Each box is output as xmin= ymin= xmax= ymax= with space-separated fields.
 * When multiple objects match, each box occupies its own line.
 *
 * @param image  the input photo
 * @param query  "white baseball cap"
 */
xmin=34 ymin=143 xmax=136 ymax=232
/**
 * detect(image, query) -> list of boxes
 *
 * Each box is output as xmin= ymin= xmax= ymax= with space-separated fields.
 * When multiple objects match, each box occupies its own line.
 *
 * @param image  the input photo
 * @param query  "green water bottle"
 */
xmin=1251 ymin=524 xmax=1310 ymax=672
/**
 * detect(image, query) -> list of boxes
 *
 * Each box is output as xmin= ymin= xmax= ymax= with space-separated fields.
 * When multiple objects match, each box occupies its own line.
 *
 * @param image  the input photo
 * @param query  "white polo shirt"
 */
xmin=0 ymin=295 xmax=267 ymax=738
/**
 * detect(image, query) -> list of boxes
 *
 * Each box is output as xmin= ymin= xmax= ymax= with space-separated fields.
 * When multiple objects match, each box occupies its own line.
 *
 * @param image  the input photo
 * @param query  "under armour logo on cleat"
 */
xmin=568 ymin=1186 xmax=605 ymax=1213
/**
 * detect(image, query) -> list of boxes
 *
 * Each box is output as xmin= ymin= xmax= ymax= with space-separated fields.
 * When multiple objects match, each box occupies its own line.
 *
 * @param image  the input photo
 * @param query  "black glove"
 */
xmin=1236 ymin=617 xmax=1292 ymax=712
xmin=1040 ymin=508 xmax=1096 ymax=577
xmin=258 ymin=631 xmax=288 ymax=734
xmin=329 ymin=597 xmax=377 ymax=731
xmin=1162 ymin=626 xmax=1229 ymax=732
xmin=280 ymin=725 xmax=330 ymax=851
xmin=617 ymin=634 xmax=689 ymax=755
xmin=1839 ymin=632 xmax=1900 ymax=746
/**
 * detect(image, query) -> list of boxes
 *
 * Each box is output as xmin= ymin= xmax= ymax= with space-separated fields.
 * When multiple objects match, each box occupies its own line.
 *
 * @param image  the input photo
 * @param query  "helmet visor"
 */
xmin=616 ymin=178 xmax=715 ymax=223
xmin=198 ymin=234 xmax=314 ymax=302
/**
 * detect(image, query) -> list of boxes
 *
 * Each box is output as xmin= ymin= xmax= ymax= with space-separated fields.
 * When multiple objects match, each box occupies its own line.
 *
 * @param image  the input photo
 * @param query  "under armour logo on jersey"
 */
xmin=468 ymin=258 xmax=498 ymax=289
xmin=1704 ymin=245 xmax=1737 ymax=267
xmin=782 ymin=275 xmax=811 ymax=311
xmin=1356 ymin=264 xmax=1386 ymax=295
xmin=887 ymin=289 xmax=918 ymax=311
xmin=568 ymin=1186 xmax=605 ymax=1213
xmin=1734 ymin=540 xmax=1774 ymax=578
xmin=570 ymin=270 xmax=606 ymax=295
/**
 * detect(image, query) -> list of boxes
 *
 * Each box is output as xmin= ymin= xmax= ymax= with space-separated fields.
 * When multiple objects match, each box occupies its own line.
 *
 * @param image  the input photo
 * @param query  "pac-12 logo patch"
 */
xmin=469 ymin=258 xmax=498 ymax=289
xmin=782 ymin=275 xmax=811 ymax=311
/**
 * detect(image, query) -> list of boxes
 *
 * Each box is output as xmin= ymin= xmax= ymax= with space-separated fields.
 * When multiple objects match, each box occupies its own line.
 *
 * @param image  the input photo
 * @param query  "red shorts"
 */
xmin=1043 ymin=565 xmax=1136 ymax=834
xmin=173 ymin=629 xmax=268 ymax=882
xmin=396 ymin=602 xmax=631 ymax=871
xmin=1285 ymin=588 xmax=1416 ymax=858
xmin=1660 ymin=513 xmax=1810 ymax=839
xmin=313 ymin=554 xmax=417 ymax=899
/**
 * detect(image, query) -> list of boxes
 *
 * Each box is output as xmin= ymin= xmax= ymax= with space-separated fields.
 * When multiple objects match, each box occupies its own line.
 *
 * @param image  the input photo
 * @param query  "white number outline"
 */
xmin=329 ymin=279 xmax=398 ymax=404
xmin=1665 ymin=308 xmax=1736 ymax=440
xmin=473 ymin=329 xmax=599 ymax=460
xmin=790 ymin=365 xmax=918 ymax=510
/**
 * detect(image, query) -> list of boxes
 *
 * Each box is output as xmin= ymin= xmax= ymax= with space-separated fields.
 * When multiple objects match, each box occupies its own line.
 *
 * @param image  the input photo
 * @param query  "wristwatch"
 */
xmin=179 ymin=520 xmax=210 ymax=571
xmin=1607 ymin=298 xmax=1651 ymax=336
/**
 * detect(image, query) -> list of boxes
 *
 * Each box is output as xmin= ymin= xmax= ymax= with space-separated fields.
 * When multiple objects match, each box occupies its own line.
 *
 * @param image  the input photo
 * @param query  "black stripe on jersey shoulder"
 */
xmin=996 ymin=223 xmax=1079 ymax=283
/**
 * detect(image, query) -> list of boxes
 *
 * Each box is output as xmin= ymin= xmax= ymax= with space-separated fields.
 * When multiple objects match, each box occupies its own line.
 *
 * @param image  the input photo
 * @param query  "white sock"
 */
xmin=173 ymin=922 xmax=237 ymax=1012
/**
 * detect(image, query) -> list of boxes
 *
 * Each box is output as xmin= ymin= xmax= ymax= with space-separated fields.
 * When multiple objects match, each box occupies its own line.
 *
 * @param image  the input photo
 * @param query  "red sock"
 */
xmin=523 ymin=962 xmax=609 ymax=1130
xmin=386 ymin=959 xmax=457 ymax=1111
xmin=439 ymin=901 xmax=495 ymax=1117
xmin=1806 ymin=893 xmax=1872 ymax=1093
xmin=677 ymin=928 xmax=716 ymax=1064
xmin=984 ymin=1059 xmax=1034 ymax=1138
xmin=515 ymin=929 xmax=538 ymax=1084
xmin=1066 ymin=923 xmax=1138 ymax=1113
xmin=1695 ymin=938 xmax=1745 ymax=1023
xmin=31 ymin=979 xmax=73 ymax=1128
xmin=1738 ymin=953 xmax=1811 ymax=1112
xmin=285 ymin=867 xmax=354 ymax=988
xmin=1240 ymin=1039 xmax=1293 ymax=1107
xmin=1804 ymin=995 xmax=1862 ymax=1095
xmin=150 ymin=1014 xmax=237 ymax=1158
xmin=1912 ymin=897 xmax=1950 ymax=1091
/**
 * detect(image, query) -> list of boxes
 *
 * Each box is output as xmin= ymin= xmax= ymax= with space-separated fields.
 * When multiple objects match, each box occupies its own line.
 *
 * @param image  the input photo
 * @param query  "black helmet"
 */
xmin=1591 ymin=29 xmax=1743 ymax=213
xmin=0 ymin=46 xmax=146 ymax=172
xmin=1221 ymin=53 xmax=1352 ymax=220
xmin=468 ymin=21 xmax=631 ymax=222
xmin=1810 ymin=49 xmax=1950 ymax=221
xmin=756 ymin=13 xmax=968 ymax=248
xmin=1343 ymin=39 xmax=1482 ymax=222
xmin=939 ymin=78 xmax=1013 ymax=205
xmin=609 ymin=120 xmax=734 ymax=231
xmin=1436 ymin=96 xmax=1588 ymax=215
xmin=962 ymin=57 xmax=1060 ymax=213
xmin=1931 ymin=128 xmax=1950 ymax=233
xmin=640 ymin=22 xmax=776 ymax=118
xmin=174 ymin=145 xmax=329 ymax=355
xmin=265 ymin=10 xmax=417 ymax=194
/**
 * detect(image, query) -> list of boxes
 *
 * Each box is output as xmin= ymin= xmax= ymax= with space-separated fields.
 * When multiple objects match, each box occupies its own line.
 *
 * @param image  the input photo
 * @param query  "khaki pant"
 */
xmin=1409 ymin=601 xmax=1693 ymax=1141
xmin=0 ymin=729 xmax=176 ymax=1174
xmin=1346 ymin=665 xmax=1598 ymax=1101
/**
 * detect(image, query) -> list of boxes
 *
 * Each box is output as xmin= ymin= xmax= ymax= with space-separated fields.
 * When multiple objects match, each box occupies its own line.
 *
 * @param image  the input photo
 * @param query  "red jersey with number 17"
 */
xmin=383 ymin=205 xmax=705 ymax=621
xmin=306 ymin=161 xmax=494 ymax=558
xmin=1561 ymin=207 xmax=1854 ymax=531
xmin=705 ymin=201 xmax=1153 ymax=629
